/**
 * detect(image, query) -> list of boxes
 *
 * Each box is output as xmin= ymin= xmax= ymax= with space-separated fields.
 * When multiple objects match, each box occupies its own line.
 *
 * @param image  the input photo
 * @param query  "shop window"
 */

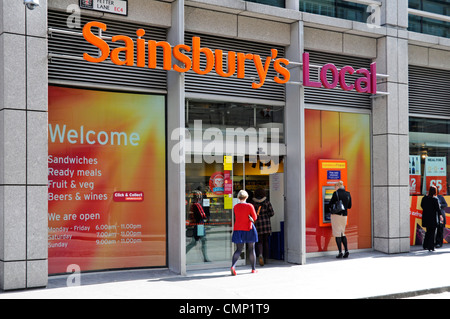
xmin=186 ymin=100 xmax=285 ymax=144
xmin=409 ymin=117 xmax=450 ymax=246
xmin=48 ymin=87 xmax=167 ymax=274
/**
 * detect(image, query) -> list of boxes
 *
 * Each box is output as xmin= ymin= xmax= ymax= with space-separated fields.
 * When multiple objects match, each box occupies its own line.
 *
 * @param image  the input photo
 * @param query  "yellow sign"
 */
xmin=224 ymin=194 xmax=233 ymax=209
xmin=321 ymin=162 xmax=346 ymax=169
xmin=224 ymin=156 xmax=233 ymax=171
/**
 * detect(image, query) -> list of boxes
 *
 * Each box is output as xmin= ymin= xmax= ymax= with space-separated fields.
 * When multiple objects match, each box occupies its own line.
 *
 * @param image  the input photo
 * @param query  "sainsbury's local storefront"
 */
xmin=45 ymin=5 xmax=382 ymax=275
xmin=3 ymin=0 xmax=448 ymax=290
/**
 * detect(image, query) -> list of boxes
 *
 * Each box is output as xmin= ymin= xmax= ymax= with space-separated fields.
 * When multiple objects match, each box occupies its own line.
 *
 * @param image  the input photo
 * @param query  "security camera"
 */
xmin=24 ymin=0 xmax=40 ymax=10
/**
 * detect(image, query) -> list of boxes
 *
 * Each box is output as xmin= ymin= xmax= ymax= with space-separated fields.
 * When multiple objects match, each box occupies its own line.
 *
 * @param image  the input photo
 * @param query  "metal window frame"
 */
xmin=408 ymin=8 xmax=450 ymax=23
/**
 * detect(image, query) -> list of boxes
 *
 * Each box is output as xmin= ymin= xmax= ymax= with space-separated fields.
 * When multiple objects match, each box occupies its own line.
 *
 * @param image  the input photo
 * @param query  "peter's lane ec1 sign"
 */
xmin=82 ymin=21 xmax=377 ymax=94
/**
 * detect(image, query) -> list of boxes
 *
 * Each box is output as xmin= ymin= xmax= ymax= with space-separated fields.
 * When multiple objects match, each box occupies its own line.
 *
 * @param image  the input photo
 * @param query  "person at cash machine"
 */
xmin=328 ymin=181 xmax=352 ymax=258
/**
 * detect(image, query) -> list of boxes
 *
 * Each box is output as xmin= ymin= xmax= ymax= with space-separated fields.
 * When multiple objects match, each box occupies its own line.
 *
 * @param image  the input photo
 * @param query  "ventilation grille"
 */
xmin=409 ymin=65 xmax=450 ymax=117
xmin=48 ymin=10 xmax=167 ymax=92
xmin=184 ymin=32 xmax=285 ymax=102
xmin=304 ymin=51 xmax=372 ymax=110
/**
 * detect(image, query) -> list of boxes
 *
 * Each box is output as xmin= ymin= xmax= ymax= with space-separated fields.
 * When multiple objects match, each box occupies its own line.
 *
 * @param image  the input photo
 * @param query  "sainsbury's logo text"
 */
xmin=82 ymin=21 xmax=290 ymax=89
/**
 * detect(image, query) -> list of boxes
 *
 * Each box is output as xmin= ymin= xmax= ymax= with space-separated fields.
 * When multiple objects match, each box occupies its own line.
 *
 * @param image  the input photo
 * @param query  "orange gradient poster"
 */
xmin=48 ymin=87 xmax=166 ymax=274
xmin=305 ymin=110 xmax=371 ymax=252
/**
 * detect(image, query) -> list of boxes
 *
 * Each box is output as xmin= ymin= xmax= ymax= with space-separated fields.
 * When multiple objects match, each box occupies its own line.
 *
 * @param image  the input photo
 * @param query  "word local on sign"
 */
xmin=303 ymin=52 xmax=377 ymax=94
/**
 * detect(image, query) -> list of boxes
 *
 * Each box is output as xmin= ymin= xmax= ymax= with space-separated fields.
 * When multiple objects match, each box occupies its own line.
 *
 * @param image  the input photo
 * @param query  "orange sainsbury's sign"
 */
xmin=82 ymin=21 xmax=289 ymax=89
xmin=82 ymin=21 xmax=377 ymax=93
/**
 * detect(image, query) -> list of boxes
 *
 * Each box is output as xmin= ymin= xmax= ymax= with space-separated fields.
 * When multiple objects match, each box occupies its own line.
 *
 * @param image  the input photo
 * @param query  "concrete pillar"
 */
xmin=372 ymin=0 xmax=410 ymax=254
xmin=167 ymin=0 xmax=186 ymax=275
xmin=284 ymin=21 xmax=306 ymax=264
xmin=0 ymin=0 xmax=48 ymax=290
xmin=380 ymin=0 xmax=409 ymax=29
xmin=285 ymin=0 xmax=299 ymax=10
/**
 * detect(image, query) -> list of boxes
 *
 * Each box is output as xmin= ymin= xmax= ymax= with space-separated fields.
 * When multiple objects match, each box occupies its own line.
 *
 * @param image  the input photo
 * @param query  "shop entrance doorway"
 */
xmin=185 ymin=156 xmax=284 ymax=268
xmin=184 ymin=99 xmax=285 ymax=268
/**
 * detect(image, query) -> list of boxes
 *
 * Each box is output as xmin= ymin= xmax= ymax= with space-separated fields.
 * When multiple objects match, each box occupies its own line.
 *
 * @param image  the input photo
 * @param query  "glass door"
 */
xmin=185 ymin=156 xmax=284 ymax=267
xmin=184 ymin=99 xmax=285 ymax=267
xmin=185 ymin=160 xmax=234 ymax=266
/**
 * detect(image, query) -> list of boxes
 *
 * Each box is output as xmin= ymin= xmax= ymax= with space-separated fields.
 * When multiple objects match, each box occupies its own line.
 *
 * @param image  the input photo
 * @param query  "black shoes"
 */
xmin=336 ymin=251 xmax=349 ymax=259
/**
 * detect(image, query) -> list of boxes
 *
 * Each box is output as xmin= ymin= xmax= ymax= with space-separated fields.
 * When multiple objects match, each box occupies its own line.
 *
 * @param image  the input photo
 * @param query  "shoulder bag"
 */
xmin=332 ymin=191 xmax=346 ymax=215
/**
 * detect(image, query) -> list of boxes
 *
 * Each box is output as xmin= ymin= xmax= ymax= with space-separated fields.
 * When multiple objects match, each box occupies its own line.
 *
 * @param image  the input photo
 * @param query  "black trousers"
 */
xmin=436 ymin=224 xmax=444 ymax=247
xmin=423 ymin=226 xmax=437 ymax=251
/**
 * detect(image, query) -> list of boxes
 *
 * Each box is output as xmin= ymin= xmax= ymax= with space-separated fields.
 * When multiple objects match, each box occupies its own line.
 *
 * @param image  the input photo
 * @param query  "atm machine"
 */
xmin=318 ymin=159 xmax=347 ymax=227
xmin=322 ymin=186 xmax=335 ymax=224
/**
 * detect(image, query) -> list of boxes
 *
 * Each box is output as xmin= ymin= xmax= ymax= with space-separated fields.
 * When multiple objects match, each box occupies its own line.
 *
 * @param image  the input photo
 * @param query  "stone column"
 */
xmin=0 ymin=0 xmax=48 ymax=290
xmin=372 ymin=0 xmax=410 ymax=254
xmin=167 ymin=0 xmax=186 ymax=275
xmin=284 ymin=21 xmax=306 ymax=264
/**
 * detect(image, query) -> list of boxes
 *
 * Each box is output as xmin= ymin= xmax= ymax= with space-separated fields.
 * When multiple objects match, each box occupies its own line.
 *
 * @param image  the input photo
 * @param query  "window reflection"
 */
xmin=245 ymin=0 xmax=286 ymax=8
xmin=186 ymin=100 xmax=285 ymax=144
xmin=410 ymin=117 xmax=450 ymax=195
xmin=298 ymin=0 xmax=368 ymax=23
xmin=408 ymin=0 xmax=450 ymax=38
xmin=409 ymin=117 xmax=450 ymax=247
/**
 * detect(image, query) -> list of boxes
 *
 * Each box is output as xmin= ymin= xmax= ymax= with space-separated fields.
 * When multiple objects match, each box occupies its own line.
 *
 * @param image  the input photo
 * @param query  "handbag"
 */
xmin=187 ymin=203 xmax=207 ymax=237
xmin=249 ymin=205 xmax=261 ymax=223
xmin=196 ymin=224 xmax=205 ymax=237
xmin=257 ymin=206 xmax=262 ymax=216
xmin=332 ymin=191 xmax=345 ymax=215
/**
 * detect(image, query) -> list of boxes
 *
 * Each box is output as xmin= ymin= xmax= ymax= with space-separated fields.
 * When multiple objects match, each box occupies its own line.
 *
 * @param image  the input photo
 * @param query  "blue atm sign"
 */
xmin=327 ymin=170 xmax=341 ymax=180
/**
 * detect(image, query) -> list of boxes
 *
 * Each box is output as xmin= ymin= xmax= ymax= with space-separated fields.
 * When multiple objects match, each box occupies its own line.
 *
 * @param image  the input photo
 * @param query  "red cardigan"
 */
xmin=233 ymin=203 xmax=257 ymax=231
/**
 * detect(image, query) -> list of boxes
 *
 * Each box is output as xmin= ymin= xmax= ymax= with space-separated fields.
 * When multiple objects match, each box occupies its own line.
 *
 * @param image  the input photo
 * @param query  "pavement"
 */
xmin=2 ymin=245 xmax=450 ymax=300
